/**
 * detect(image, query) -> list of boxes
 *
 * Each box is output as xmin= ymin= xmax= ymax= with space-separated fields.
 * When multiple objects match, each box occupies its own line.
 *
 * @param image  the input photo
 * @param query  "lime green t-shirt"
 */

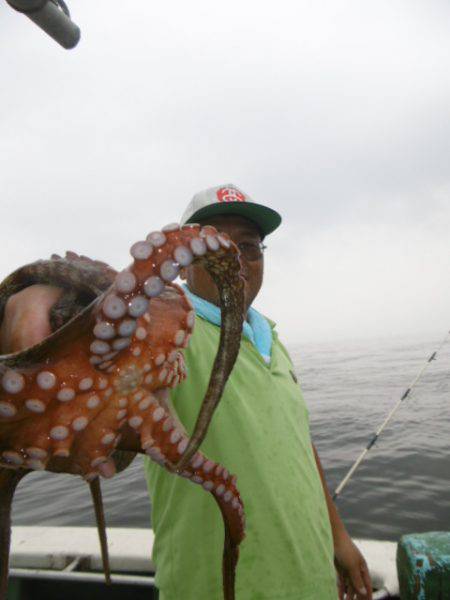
xmin=144 ymin=316 xmax=337 ymax=600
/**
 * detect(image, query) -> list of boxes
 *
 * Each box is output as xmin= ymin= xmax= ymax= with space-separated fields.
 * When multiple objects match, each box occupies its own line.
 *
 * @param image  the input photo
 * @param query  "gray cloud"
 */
xmin=1 ymin=0 xmax=449 ymax=342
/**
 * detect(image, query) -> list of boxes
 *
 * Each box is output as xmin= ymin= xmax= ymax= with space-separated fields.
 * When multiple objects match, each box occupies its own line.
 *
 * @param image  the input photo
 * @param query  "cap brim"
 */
xmin=185 ymin=201 xmax=281 ymax=237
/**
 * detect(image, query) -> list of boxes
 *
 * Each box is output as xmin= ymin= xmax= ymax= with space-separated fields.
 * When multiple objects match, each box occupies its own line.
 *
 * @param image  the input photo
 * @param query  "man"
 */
xmin=145 ymin=184 xmax=372 ymax=600
xmin=0 ymin=184 xmax=372 ymax=599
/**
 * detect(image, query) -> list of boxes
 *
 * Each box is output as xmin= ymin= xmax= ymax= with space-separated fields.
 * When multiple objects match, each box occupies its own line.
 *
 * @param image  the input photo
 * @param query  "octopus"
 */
xmin=0 ymin=222 xmax=245 ymax=600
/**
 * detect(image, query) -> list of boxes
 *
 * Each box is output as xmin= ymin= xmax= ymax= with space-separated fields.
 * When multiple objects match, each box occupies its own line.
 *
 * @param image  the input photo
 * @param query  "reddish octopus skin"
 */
xmin=0 ymin=223 xmax=245 ymax=600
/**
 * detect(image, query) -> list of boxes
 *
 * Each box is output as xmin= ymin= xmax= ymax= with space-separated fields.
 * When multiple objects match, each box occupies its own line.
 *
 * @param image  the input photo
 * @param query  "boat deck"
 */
xmin=7 ymin=526 xmax=399 ymax=599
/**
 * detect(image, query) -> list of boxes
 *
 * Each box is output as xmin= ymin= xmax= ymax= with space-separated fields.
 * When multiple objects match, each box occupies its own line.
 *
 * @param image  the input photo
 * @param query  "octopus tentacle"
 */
xmin=89 ymin=478 xmax=111 ymax=585
xmin=221 ymin=516 xmax=240 ymax=600
xmin=0 ymin=251 xmax=116 ymax=332
xmin=125 ymin=384 xmax=243 ymax=600
xmin=174 ymin=228 xmax=244 ymax=471
xmin=0 ymin=468 xmax=28 ymax=599
xmin=0 ymin=222 xmax=245 ymax=599
xmin=125 ymin=381 xmax=244 ymax=600
xmin=125 ymin=383 xmax=245 ymax=541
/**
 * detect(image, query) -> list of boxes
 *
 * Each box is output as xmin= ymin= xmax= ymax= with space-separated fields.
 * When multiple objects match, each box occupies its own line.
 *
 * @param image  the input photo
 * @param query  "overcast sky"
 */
xmin=1 ymin=0 xmax=449 ymax=344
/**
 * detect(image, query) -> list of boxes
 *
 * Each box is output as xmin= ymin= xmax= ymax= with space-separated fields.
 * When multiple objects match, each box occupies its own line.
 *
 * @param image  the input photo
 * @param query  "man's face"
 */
xmin=185 ymin=214 xmax=264 ymax=316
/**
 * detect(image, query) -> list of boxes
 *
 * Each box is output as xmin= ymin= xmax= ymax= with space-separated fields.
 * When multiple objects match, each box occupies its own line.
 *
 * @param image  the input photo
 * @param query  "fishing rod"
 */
xmin=5 ymin=0 xmax=80 ymax=49
xmin=332 ymin=329 xmax=450 ymax=501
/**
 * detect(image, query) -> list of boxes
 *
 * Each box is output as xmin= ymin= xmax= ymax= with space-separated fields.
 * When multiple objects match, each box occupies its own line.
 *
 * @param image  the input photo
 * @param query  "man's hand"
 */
xmin=0 ymin=284 xmax=62 ymax=354
xmin=334 ymin=531 xmax=372 ymax=599
xmin=311 ymin=444 xmax=373 ymax=599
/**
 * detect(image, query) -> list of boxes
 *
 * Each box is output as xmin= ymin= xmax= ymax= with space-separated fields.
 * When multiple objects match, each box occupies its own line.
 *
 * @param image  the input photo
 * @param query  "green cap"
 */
xmin=181 ymin=184 xmax=282 ymax=238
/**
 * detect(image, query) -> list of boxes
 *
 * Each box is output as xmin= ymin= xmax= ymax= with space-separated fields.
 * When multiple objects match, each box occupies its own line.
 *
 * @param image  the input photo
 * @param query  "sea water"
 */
xmin=11 ymin=333 xmax=450 ymax=542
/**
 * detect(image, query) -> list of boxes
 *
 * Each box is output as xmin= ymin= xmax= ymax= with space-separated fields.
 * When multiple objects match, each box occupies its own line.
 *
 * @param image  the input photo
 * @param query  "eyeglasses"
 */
xmin=236 ymin=241 xmax=267 ymax=261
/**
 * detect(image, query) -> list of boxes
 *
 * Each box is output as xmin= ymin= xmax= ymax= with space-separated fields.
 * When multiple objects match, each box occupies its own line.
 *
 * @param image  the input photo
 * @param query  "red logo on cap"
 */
xmin=216 ymin=187 xmax=246 ymax=203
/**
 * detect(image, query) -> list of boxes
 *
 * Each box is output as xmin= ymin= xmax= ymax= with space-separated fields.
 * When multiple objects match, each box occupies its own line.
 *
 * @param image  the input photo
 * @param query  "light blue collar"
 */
xmin=182 ymin=285 xmax=272 ymax=364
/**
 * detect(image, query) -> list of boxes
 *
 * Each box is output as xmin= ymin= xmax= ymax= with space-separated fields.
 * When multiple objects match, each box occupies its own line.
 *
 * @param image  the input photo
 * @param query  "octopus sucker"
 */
xmin=0 ymin=224 xmax=244 ymax=600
